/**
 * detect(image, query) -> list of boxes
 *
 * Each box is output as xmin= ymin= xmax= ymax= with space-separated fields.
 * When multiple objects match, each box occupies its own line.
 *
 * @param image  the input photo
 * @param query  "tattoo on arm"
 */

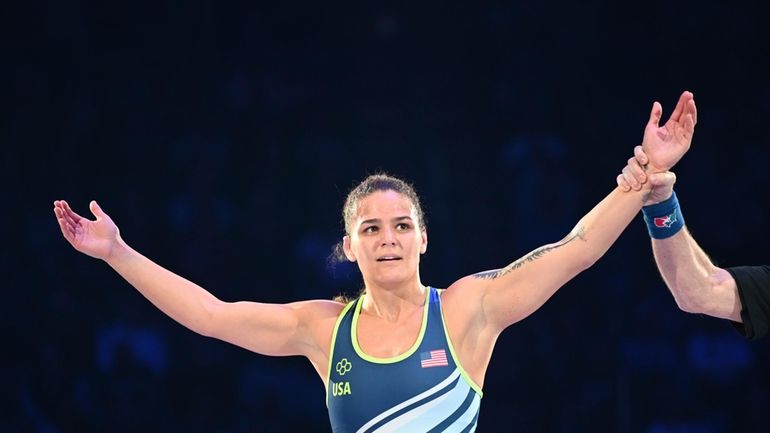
xmin=473 ymin=226 xmax=587 ymax=280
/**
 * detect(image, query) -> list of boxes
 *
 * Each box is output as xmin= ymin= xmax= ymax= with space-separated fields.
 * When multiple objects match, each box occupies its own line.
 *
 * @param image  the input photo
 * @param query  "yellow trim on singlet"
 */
xmin=350 ymin=287 xmax=430 ymax=364
xmin=438 ymin=289 xmax=484 ymax=397
xmin=325 ymin=300 xmax=357 ymax=407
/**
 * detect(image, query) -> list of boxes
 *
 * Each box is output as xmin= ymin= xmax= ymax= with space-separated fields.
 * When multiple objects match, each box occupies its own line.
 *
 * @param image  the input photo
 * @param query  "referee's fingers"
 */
xmin=633 ymin=145 xmax=648 ymax=166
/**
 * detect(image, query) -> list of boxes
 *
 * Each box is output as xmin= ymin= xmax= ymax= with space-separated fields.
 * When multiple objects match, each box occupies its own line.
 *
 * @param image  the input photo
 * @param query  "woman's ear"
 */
xmin=343 ymin=235 xmax=356 ymax=262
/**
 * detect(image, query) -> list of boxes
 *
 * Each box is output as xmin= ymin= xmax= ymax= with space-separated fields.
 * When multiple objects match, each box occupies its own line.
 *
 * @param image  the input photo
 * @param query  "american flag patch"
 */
xmin=420 ymin=349 xmax=448 ymax=368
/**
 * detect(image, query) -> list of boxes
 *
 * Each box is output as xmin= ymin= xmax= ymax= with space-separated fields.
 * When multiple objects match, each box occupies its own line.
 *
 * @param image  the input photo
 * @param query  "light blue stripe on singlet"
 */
xmin=460 ymin=409 xmax=480 ymax=433
xmin=371 ymin=373 xmax=471 ymax=432
xmin=365 ymin=375 xmax=459 ymax=432
xmin=355 ymin=369 xmax=461 ymax=433
xmin=426 ymin=386 xmax=479 ymax=433
xmin=443 ymin=393 xmax=480 ymax=432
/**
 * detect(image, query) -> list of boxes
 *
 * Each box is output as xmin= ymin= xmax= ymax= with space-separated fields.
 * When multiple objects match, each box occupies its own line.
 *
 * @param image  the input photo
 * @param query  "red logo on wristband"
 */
xmin=654 ymin=213 xmax=677 ymax=228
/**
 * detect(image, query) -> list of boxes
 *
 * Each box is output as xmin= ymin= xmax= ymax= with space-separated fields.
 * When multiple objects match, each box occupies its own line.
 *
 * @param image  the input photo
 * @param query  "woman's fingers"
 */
xmin=54 ymin=206 xmax=76 ymax=242
xmin=647 ymin=101 xmax=663 ymax=128
xmin=89 ymin=200 xmax=105 ymax=220
xmin=668 ymin=91 xmax=691 ymax=123
xmin=60 ymin=203 xmax=81 ymax=228
xmin=688 ymin=99 xmax=697 ymax=125
xmin=61 ymin=200 xmax=86 ymax=225
xmin=683 ymin=113 xmax=695 ymax=137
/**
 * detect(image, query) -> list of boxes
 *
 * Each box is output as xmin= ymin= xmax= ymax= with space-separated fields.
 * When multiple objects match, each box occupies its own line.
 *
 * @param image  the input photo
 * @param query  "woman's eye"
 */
xmin=396 ymin=223 xmax=410 ymax=230
xmin=363 ymin=226 xmax=377 ymax=234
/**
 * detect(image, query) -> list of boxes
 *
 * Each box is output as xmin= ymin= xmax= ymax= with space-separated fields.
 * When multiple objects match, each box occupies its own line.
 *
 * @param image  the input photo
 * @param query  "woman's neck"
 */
xmin=361 ymin=280 xmax=426 ymax=323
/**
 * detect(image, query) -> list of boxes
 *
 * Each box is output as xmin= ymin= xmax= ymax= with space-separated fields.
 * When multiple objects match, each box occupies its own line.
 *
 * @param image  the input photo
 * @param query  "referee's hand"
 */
xmin=616 ymin=146 xmax=676 ymax=206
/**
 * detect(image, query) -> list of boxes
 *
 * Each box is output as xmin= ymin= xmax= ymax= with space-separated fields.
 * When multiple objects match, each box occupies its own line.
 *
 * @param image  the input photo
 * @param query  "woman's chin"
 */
xmin=371 ymin=270 xmax=414 ymax=287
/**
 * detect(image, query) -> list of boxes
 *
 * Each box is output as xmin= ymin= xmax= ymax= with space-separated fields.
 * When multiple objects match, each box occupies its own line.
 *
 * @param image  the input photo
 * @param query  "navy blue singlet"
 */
xmin=326 ymin=287 xmax=483 ymax=433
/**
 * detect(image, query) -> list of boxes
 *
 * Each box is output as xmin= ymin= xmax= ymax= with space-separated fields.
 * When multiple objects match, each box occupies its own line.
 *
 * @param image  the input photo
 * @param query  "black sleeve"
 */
xmin=726 ymin=265 xmax=770 ymax=340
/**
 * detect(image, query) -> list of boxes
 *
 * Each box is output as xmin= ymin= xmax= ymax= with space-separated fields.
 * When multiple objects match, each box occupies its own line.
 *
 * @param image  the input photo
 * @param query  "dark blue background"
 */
xmin=4 ymin=1 xmax=770 ymax=432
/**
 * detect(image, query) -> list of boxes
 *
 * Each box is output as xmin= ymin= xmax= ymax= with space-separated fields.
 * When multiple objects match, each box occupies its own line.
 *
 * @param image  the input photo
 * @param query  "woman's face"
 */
xmin=343 ymin=190 xmax=427 ymax=288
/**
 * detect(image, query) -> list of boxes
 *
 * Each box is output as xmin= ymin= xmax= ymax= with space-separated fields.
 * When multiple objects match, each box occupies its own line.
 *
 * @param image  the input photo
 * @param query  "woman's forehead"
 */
xmin=355 ymin=190 xmax=415 ymax=219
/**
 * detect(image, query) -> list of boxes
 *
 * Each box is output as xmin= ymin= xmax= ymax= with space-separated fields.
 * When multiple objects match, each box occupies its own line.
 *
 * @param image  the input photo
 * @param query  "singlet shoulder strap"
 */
xmin=436 ymin=288 xmax=484 ymax=396
xmin=325 ymin=300 xmax=357 ymax=393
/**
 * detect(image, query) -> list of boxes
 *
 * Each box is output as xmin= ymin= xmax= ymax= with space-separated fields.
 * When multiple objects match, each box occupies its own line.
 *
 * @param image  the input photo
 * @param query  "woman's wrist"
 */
xmin=105 ymin=234 xmax=131 ymax=264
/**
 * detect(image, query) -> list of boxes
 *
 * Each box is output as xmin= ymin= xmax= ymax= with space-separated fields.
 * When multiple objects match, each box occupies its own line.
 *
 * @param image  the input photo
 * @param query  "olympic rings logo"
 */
xmin=336 ymin=358 xmax=352 ymax=376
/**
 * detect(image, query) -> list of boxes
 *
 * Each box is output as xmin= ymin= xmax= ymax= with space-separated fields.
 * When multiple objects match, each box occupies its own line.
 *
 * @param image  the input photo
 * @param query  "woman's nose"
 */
xmin=381 ymin=228 xmax=396 ymax=245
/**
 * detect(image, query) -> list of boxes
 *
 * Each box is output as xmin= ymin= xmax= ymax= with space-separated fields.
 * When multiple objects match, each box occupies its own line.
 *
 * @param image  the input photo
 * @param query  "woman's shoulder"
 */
xmin=297 ymin=298 xmax=349 ymax=317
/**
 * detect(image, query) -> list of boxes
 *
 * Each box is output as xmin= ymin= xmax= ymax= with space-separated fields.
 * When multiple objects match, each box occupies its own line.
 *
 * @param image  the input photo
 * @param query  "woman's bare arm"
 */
xmin=54 ymin=200 xmax=340 ymax=358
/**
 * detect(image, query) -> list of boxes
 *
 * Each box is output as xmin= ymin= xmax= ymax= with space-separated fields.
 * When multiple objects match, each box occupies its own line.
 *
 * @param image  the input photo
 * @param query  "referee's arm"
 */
xmin=651 ymin=228 xmax=743 ymax=322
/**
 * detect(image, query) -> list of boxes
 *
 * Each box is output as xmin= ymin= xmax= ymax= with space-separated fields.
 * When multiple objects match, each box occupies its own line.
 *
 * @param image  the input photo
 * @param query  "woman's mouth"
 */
xmin=376 ymin=256 xmax=402 ymax=262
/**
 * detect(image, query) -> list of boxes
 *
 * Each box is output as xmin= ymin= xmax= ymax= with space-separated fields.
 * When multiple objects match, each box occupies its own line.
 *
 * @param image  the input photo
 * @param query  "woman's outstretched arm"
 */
xmin=444 ymin=91 xmax=697 ymax=332
xmin=53 ymin=200 xmax=340 ymax=359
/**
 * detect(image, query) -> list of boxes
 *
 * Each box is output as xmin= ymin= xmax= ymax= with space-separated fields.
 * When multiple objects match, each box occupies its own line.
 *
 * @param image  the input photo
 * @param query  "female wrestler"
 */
xmin=54 ymin=91 xmax=696 ymax=432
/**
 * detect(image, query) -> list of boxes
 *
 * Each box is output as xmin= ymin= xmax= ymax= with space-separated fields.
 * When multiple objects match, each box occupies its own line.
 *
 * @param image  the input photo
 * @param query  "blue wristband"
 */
xmin=642 ymin=191 xmax=684 ymax=239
